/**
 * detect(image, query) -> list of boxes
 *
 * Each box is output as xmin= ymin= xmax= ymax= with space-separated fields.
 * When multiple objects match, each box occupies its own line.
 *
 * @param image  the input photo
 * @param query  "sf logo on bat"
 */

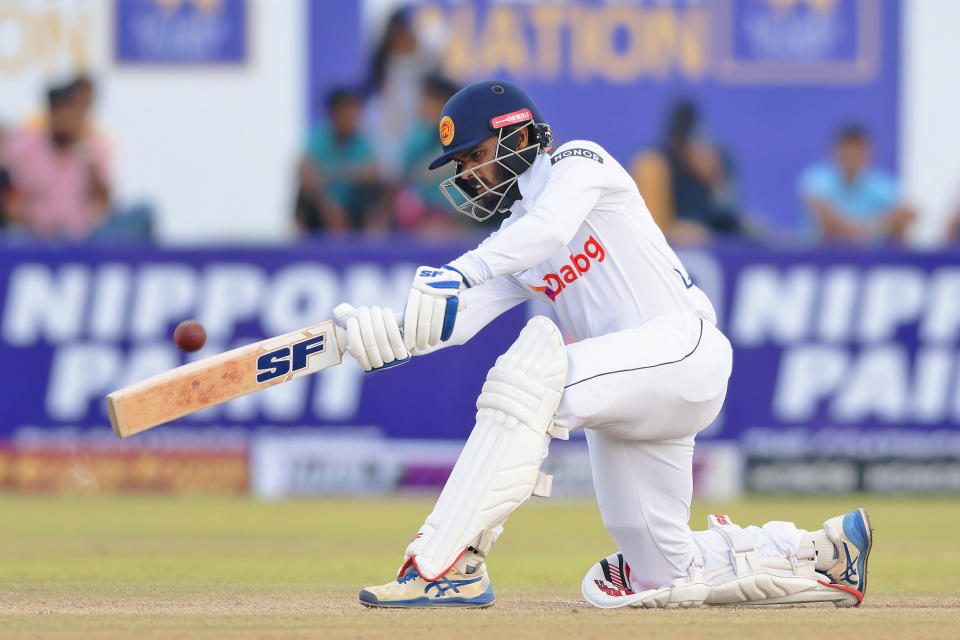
xmin=256 ymin=334 xmax=327 ymax=383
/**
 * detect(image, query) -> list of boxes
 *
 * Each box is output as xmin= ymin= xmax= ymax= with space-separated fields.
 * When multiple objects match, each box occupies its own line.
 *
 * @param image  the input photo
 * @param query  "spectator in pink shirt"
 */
xmin=0 ymin=125 xmax=12 ymax=230
xmin=5 ymin=83 xmax=111 ymax=241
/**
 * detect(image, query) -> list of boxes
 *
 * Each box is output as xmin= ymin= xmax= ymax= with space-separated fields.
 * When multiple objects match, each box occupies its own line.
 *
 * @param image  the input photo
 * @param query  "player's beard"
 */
xmin=455 ymin=162 xmax=513 ymax=213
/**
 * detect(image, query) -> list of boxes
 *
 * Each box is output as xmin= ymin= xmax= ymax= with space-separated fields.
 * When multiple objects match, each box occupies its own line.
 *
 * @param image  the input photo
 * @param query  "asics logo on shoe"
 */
xmin=424 ymin=576 xmax=483 ymax=597
xmin=838 ymin=542 xmax=858 ymax=585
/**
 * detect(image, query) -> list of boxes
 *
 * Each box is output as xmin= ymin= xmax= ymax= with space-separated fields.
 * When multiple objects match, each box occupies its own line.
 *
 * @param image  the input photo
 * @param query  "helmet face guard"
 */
xmin=438 ymin=125 xmax=540 ymax=222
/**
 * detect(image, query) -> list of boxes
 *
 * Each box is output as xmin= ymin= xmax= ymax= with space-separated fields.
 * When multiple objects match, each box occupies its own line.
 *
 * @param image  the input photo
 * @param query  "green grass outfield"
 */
xmin=1 ymin=494 xmax=959 ymax=638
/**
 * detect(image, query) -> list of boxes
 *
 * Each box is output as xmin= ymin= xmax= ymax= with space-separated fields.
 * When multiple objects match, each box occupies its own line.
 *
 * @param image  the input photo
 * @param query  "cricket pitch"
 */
xmin=1 ymin=495 xmax=958 ymax=639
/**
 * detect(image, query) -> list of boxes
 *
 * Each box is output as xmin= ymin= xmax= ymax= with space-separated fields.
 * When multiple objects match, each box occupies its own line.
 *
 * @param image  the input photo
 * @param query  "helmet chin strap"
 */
xmin=501 ymin=180 xmax=522 ymax=212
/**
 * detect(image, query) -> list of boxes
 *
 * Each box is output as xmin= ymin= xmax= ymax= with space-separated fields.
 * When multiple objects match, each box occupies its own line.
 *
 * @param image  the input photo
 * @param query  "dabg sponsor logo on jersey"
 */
xmin=529 ymin=235 xmax=606 ymax=301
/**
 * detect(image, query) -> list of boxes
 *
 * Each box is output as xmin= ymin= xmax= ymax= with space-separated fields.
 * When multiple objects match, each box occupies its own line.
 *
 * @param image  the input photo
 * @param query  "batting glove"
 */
xmin=333 ymin=303 xmax=410 ymax=372
xmin=403 ymin=265 xmax=469 ymax=353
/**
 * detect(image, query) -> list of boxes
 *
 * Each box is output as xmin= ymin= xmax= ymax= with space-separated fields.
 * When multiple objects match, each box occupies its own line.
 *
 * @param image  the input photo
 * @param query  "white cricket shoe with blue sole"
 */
xmin=359 ymin=565 xmax=495 ymax=609
xmin=820 ymin=507 xmax=873 ymax=607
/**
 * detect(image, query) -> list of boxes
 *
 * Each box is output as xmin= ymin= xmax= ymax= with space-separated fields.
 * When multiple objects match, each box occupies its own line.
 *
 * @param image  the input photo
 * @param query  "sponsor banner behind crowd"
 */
xmin=114 ymin=0 xmax=248 ymax=65
xmin=309 ymin=0 xmax=900 ymax=231
xmin=2 ymin=239 xmax=959 ymax=494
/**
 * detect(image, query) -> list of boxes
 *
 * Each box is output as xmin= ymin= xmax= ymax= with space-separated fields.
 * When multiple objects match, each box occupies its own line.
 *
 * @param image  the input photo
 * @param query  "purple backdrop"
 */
xmin=307 ymin=0 xmax=900 ymax=232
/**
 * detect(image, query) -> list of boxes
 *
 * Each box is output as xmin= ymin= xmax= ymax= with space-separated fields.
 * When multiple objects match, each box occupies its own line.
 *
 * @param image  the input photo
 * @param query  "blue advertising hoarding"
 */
xmin=3 ymin=238 xmax=959 ymax=492
xmin=2 ymin=239 xmax=959 ymax=437
xmin=307 ymin=0 xmax=900 ymax=232
xmin=0 ymin=240 xmax=520 ymax=441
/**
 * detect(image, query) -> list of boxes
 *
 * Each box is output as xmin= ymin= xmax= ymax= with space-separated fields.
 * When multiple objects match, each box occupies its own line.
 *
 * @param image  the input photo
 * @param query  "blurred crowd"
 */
xmin=2 ymin=7 xmax=957 ymax=248
xmin=294 ymin=9 xmax=487 ymax=237
xmin=290 ymin=8 xmax=930 ymax=247
xmin=632 ymin=102 xmax=919 ymax=247
xmin=0 ymin=74 xmax=152 ymax=243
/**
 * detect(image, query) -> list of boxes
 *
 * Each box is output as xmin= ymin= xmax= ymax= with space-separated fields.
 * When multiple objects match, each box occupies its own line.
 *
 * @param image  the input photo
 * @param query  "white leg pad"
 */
xmin=582 ymin=515 xmax=859 ymax=609
xmin=403 ymin=316 xmax=567 ymax=581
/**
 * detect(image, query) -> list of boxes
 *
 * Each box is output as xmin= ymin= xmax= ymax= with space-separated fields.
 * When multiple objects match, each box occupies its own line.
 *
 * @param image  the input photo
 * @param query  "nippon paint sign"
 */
xmin=3 ymin=242 xmax=960 ymax=440
xmin=721 ymin=254 xmax=960 ymax=431
xmin=2 ymin=240 xmax=960 ymax=493
xmin=0 ymin=241 xmax=521 ymax=440
xmin=708 ymin=245 xmax=960 ymax=492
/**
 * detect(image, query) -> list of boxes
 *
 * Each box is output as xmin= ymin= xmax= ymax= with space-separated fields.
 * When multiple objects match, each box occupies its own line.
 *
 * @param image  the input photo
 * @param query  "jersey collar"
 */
xmin=516 ymin=152 xmax=551 ymax=206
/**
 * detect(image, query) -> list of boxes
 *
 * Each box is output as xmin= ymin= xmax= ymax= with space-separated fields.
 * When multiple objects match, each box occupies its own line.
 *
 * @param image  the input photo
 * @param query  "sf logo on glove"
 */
xmin=404 ymin=265 xmax=469 ymax=352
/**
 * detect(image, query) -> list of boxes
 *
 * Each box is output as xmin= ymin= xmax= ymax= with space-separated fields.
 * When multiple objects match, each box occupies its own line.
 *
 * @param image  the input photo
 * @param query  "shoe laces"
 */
xmin=397 ymin=571 xmax=420 ymax=585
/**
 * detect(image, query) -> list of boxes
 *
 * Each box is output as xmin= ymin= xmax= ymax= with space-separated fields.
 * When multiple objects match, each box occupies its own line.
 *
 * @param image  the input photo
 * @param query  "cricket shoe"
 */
xmin=819 ymin=507 xmax=873 ymax=607
xmin=580 ymin=552 xmax=644 ymax=608
xmin=358 ymin=563 xmax=494 ymax=608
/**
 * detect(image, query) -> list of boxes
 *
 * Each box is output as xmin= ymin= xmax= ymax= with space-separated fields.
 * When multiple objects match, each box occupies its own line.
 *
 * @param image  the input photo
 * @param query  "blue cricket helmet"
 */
xmin=428 ymin=80 xmax=550 ymax=170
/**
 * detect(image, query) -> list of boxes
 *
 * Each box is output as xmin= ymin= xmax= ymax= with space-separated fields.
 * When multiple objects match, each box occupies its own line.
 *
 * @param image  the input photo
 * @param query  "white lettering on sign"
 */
xmin=46 ymin=344 xmax=122 ymax=421
xmin=2 ymin=263 xmax=89 ymax=345
xmin=1 ymin=259 xmax=417 ymax=422
xmin=921 ymin=269 xmax=960 ymax=344
xmin=858 ymin=267 xmax=926 ymax=342
xmin=729 ymin=263 xmax=960 ymax=426
xmin=90 ymin=264 xmax=131 ymax=342
xmin=730 ymin=265 xmax=816 ymax=345
xmin=197 ymin=264 xmax=265 ymax=341
xmin=773 ymin=345 xmax=847 ymax=421
xmin=816 ymin=266 xmax=858 ymax=342
xmin=131 ymin=265 xmax=198 ymax=340
xmin=832 ymin=346 xmax=909 ymax=422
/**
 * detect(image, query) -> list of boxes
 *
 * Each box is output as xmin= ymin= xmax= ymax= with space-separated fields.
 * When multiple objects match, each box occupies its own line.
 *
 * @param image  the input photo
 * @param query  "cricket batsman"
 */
xmin=332 ymin=80 xmax=872 ymax=609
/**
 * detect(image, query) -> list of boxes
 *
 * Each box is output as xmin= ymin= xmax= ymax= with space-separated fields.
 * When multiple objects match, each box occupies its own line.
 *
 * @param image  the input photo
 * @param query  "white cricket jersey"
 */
xmin=445 ymin=139 xmax=717 ymax=345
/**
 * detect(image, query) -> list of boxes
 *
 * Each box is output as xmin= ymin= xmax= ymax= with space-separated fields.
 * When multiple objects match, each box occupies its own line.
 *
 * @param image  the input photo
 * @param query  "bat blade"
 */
xmin=106 ymin=320 xmax=341 ymax=438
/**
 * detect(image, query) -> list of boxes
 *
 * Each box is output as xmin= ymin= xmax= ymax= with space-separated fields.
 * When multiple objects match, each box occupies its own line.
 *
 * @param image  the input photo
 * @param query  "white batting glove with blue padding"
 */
xmin=333 ymin=303 xmax=411 ymax=372
xmin=403 ymin=265 xmax=469 ymax=353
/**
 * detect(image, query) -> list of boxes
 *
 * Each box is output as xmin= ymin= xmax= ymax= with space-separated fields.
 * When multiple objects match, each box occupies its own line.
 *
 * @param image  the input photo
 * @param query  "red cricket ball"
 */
xmin=173 ymin=320 xmax=207 ymax=353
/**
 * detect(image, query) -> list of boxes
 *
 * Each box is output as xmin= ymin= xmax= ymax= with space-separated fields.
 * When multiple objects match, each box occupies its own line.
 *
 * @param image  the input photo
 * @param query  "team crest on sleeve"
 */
xmin=439 ymin=116 xmax=455 ymax=146
xmin=551 ymin=148 xmax=604 ymax=166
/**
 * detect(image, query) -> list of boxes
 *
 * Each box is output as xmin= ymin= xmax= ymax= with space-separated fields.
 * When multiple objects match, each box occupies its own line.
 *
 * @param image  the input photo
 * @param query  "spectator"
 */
xmin=297 ymin=88 xmax=387 ymax=233
xmin=394 ymin=74 xmax=465 ymax=233
xmin=0 ymin=124 xmax=12 ymax=230
xmin=799 ymin=124 xmax=915 ymax=244
xmin=942 ymin=190 xmax=960 ymax=245
xmin=364 ymin=7 xmax=441 ymax=179
xmin=4 ymin=82 xmax=112 ymax=240
xmin=630 ymin=101 xmax=743 ymax=245
xmin=23 ymin=75 xmax=108 ymax=148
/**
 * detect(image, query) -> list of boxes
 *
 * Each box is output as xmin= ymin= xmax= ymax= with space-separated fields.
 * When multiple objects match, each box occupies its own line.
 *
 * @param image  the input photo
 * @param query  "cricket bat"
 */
xmin=106 ymin=320 xmax=341 ymax=438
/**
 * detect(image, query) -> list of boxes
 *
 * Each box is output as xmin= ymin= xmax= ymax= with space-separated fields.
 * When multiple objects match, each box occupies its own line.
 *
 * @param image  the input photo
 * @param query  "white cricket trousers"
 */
xmin=552 ymin=311 xmax=736 ymax=589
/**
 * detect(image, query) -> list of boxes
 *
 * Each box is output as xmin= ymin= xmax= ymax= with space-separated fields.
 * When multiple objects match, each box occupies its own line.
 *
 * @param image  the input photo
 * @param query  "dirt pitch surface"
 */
xmin=2 ymin=495 xmax=959 ymax=638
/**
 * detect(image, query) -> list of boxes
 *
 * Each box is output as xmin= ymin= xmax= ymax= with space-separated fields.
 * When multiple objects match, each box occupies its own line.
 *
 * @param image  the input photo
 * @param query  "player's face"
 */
xmin=453 ymin=127 xmax=530 ymax=193
xmin=454 ymin=136 xmax=502 ymax=190
xmin=439 ymin=126 xmax=532 ymax=220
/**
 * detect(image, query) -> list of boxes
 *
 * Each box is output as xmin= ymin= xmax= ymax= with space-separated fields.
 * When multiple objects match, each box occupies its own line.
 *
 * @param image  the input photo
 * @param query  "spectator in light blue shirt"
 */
xmin=799 ymin=125 xmax=914 ymax=243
